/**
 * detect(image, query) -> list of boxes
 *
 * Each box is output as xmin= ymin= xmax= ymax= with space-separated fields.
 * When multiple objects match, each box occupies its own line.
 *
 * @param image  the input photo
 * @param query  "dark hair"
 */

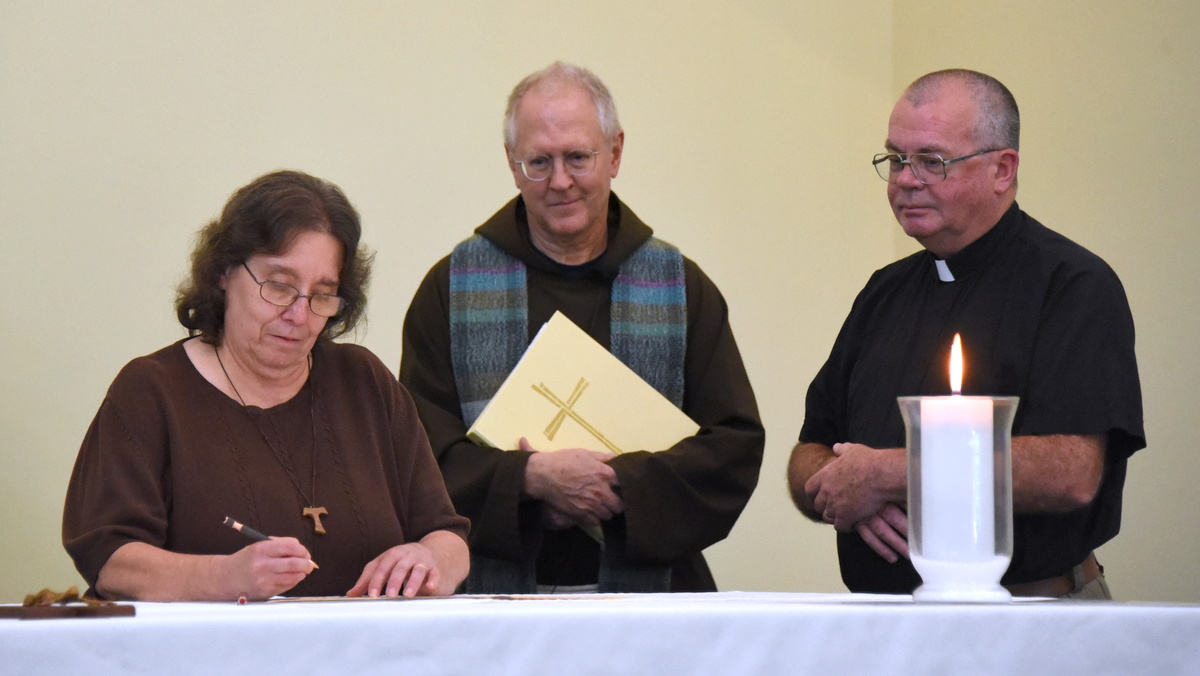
xmin=905 ymin=69 xmax=1021 ymax=151
xmin=175 ymin=170 xmax=373 ymax=344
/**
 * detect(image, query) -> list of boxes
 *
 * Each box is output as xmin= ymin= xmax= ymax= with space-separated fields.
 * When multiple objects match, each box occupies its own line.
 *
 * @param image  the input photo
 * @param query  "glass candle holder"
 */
xmin=898 ymin=395 xmax=1018 ymax=602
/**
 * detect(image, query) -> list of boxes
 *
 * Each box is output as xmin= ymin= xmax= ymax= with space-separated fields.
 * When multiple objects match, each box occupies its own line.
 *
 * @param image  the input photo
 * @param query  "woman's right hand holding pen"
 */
xmin=96 ymin=539 xmax=315 ymax=602
xmin=224 ymin=537 xmax=316 ymax=600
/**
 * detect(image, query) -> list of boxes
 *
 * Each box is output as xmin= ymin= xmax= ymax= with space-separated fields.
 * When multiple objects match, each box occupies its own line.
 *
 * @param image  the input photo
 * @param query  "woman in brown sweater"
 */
xmin=63 ymin=170 xmax=469 ymax=601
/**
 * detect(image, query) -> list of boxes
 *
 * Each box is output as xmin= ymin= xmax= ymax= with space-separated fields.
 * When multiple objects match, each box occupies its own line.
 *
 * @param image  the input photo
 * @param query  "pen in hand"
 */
xmin=223 ymin=516 xmax=319 ymax=569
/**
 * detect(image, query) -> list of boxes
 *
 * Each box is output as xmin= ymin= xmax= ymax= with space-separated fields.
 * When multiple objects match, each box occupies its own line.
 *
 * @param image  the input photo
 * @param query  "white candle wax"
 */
xmin=918 ymin=396 xmax=995 ymax=561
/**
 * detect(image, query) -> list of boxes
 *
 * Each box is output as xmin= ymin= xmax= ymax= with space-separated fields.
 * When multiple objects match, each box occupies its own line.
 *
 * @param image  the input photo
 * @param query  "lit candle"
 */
xmin=916 ymin=335 xmax=994 ymax=561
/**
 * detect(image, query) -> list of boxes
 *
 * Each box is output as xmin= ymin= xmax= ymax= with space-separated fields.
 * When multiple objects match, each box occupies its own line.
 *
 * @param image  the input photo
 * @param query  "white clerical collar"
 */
xmin=934 ymin=259 xmax=955 ymax=282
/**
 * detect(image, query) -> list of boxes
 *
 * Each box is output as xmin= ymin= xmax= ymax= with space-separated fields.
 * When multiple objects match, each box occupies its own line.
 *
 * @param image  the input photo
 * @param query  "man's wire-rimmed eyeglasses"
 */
xmin=512 ymin=149 xmax=601 ymax=181
xmin=872 ymin=148 xmax=1005 ymax=184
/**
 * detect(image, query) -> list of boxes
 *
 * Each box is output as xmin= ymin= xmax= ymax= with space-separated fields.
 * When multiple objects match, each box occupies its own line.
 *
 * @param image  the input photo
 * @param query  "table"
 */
xmin=3 ymin=592 xmax=1198 ymax=675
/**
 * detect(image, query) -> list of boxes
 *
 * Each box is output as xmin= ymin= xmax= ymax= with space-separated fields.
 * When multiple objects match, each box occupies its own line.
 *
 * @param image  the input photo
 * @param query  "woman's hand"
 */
xmin=95 ymin=539 xmax=314 ymax=602
xmin=347 ymin=543 xmax=441 ymax=598
xmin=221 ymin=537 xmax=316 ymax=600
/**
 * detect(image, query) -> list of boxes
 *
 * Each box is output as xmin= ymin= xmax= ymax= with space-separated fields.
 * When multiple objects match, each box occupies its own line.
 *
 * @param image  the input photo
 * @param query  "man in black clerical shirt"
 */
xmin=788 ymin=69 xmax=1144 ymax=599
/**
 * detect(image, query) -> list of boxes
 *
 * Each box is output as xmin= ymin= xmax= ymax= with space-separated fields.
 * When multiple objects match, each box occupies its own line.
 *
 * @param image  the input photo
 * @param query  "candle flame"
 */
xmin=949 ymin=334 xmax=963 ymax=395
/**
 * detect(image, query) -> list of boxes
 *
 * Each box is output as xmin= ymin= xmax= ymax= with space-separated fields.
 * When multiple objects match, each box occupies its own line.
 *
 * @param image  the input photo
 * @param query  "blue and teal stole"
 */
xmin=449 ymin=235 xmax=687 ymax=428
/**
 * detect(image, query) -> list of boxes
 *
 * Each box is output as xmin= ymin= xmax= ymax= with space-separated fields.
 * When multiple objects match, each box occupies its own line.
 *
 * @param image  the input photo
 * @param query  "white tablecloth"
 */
xmin=3 ymin=592 xmax=1198 ymax=675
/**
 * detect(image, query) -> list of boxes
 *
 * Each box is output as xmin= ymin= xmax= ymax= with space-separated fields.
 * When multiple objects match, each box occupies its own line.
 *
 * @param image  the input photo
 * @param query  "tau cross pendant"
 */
xmin=303 ymin=506 xmax=328 ymax=534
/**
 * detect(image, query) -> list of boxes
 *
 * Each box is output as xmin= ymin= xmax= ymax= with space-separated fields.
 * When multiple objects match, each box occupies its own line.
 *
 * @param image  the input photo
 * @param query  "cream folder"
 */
xmin=466 ymin=311 xmax=700 ymax=453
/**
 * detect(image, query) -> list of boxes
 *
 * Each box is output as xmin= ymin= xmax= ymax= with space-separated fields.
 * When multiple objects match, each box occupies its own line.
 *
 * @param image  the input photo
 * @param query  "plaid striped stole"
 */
xmin=449 ymin=235 xmax=687 ymax=427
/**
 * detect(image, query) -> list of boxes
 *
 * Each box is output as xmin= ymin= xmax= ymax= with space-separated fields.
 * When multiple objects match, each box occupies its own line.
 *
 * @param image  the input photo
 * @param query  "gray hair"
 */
xmin=503 ymin=61 xmax=621 ymax=148
xmin=905 ymin=69 xmax=1020 ymax=151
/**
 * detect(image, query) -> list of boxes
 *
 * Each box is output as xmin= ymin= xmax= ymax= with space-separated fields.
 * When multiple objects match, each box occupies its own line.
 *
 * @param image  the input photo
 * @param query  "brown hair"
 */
xmin=175 ymin=170 xmax=373 ymax=344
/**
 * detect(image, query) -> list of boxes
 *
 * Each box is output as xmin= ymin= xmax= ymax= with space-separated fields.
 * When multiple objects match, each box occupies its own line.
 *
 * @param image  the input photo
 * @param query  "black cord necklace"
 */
xmin=215 ymin=344 xmax=328 ymax=535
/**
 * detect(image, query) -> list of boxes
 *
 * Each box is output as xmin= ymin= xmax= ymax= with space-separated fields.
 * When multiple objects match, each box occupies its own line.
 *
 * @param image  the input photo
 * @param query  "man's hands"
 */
xmin=793 ymin=434 xmax=1107 ymax=565
xmin=806 ymin=442 xmax=905 ymax=531
xmin=852 ymin=502 xmax=910 ymax=563
xmin=793 ymin=441 xmax=910 ymax=563
xmin=521 ymin=438 xmax=623 ymax=527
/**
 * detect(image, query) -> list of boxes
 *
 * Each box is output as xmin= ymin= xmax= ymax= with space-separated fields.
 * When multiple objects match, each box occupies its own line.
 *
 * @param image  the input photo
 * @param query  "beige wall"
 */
xmin=1 ymin=2 xmax=1195 ymax=603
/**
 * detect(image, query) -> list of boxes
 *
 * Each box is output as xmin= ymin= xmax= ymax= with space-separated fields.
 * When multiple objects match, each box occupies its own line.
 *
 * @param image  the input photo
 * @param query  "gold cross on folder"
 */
xmin=543 ymin=378 xmax=588 ymax=440
xmin=532 ymin=378 xmax=624 ymax=454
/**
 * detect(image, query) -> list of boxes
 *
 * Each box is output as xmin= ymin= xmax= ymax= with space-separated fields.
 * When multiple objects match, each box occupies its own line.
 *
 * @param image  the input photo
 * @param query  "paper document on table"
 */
xmin=466 ymin=311 xmax=699 ymax=453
